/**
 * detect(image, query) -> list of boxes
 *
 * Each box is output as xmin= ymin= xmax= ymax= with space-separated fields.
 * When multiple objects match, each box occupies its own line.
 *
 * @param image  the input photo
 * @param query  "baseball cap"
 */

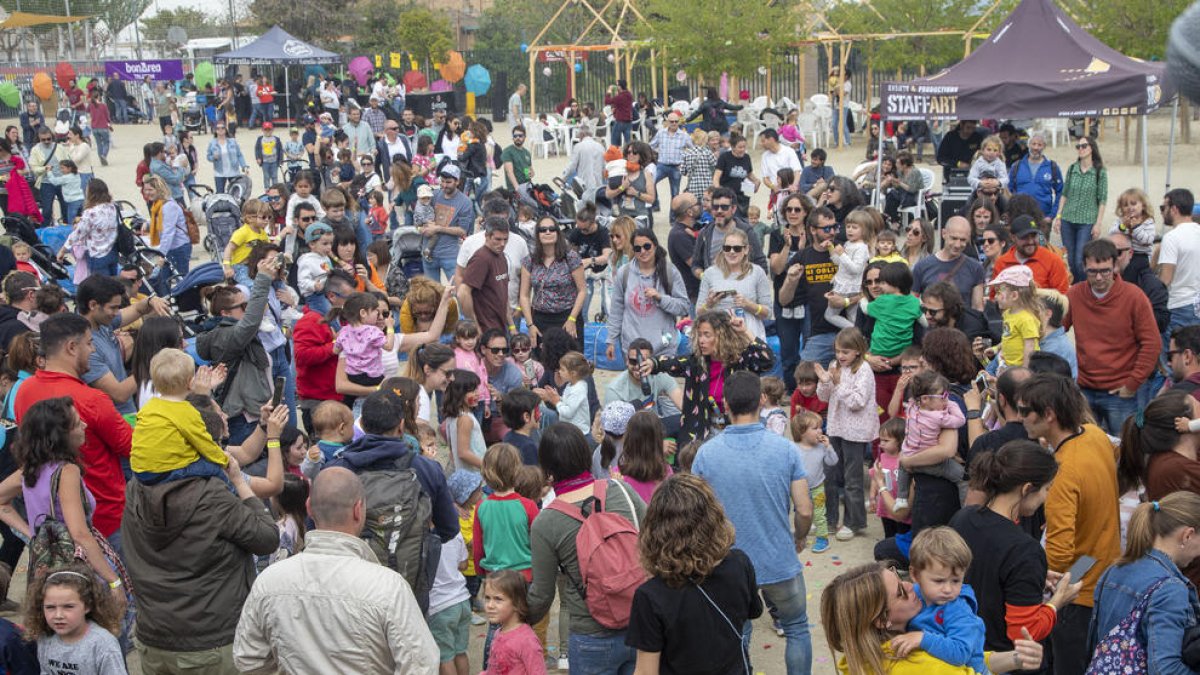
xmin=417 ymin=184 xmax=434 ymax=198
xmin=987 ymin=264 xmax=1034 ymax=288
xmin=438 ymin=164 xmax=461 ymax=180
xmin=978 ymin=169 xmax=997 ymax=180
xmin=300 ymin=113 xmax=316 ymax=125
xmin=1009 ymin=214 xmax=1039 ymax=238
xmin=262 ymin=122 xmax=273 ymax=130
xmin=304 ymin=222 xmax=333 ymax=243
xmin=289 ymin=126 xmax=300 ymax=134
xmin=600 ymin=401 xmax=636 ymax=436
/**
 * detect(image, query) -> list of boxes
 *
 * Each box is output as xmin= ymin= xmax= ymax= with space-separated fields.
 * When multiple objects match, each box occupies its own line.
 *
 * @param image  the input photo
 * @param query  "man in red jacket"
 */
xmin=293 ymin=269 xmax=356 ymax=432
xmin=604 ymin=79 xmax=634 ymax=148
xmin=991 ymin=215 xmax=1070 ymax=294
xmin=14 ymin=313 xmax=132 ymax=549
xmin=1064 ymin=238 xmax=1161 ymax=434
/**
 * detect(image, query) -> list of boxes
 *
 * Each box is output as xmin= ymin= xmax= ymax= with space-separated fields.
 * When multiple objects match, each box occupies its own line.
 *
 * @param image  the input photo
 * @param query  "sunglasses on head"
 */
xmin=723 ymin=245 xmax=746 ymax=253
xmin=632 ymin=243 xmax=653 ymax=253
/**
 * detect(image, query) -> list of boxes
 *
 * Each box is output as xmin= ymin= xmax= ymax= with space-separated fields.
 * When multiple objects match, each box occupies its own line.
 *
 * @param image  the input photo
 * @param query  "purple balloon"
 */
xmin=348 ymin=56 xmax=374 ymax=86
xmin=430 ymin=79 xmax=453 ymax=93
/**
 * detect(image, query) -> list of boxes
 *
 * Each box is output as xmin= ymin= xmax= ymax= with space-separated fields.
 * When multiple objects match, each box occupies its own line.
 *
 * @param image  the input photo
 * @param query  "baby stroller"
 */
xmin=169 ymin=262 xmax=225 ymax=334
xmin=224 ymin=174 xmax=253 ymax=204
xmin=180 ymin=92 xmax=208 ymax=135
xmin=1 ymin=214 xmax=70 ymax=282
xmin=191 ymin=185 xmax=243 ymax=262
xmin=515 ymin=182 xmax=572 ymax=226
xmin=113 ymin=200 xmax=185 ymax=292
xmin=52 ymin=108 xmax=75 ymax=142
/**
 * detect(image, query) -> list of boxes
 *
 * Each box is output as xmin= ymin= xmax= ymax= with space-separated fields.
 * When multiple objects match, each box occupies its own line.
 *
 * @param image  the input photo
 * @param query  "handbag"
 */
xmin=184 ymin=209 xmax=201 ymax=245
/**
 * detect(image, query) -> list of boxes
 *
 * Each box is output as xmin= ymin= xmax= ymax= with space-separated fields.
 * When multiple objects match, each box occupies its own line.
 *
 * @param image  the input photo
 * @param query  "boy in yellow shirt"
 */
xmin=131 ymin=348 xmax=230 ymax=485
xmin=222 ymin=199 xmax=271 ymax=286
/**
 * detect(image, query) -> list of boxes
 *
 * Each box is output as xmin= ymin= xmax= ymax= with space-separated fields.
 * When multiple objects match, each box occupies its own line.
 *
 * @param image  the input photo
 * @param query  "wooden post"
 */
xmin=865 ymin=40 xmax=873 ymax=110
xmin=799 ymin=49 xmax=806 ymax=103
xmin=529 ymin=50 xmax=537 ymax=117
xmin=837 ymin=41 xmax=848 ymax=149
xmin=651 ymin=48 xmax=658 ymax=103
xmin=1124 ymin=114 xmax=1131 ymax=162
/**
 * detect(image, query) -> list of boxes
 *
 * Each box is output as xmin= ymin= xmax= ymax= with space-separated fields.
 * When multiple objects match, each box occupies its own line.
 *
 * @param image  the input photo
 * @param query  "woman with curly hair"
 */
xmin=399 ymin=275 xmax=459 ymax=339
xmin=642 ymin=311 xmax=775 ymax=445
xmin=626 ymin=473 xmax=762 ymax=675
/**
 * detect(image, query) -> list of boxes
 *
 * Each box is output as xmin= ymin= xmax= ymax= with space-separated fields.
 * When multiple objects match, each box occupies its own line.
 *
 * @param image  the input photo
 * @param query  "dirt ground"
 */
xmin=1 ymin=109 xmax=1196 ymax=673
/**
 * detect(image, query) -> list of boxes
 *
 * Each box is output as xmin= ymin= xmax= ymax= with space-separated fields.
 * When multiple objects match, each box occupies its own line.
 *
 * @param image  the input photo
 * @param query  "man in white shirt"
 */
xmin=563 ymin=127 xmax=606 ymax=206
xmin=233 ymin=468 xmax=439 ymax=673
xmin=1159 ymin=188 xmax=1200 ymax=329
xmin=759 ymin=128 xmax=802 ymax=208
xmin=508 ymin=83 xmax=527 ymax=124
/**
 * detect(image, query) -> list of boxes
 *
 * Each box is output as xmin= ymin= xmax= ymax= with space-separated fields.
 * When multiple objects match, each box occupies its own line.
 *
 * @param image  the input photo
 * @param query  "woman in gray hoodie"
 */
xmin=605 ymin=228 xmax=690 ymax=359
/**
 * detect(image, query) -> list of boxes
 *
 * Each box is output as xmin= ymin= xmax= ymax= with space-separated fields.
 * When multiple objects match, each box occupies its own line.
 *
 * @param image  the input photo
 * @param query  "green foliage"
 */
xmin=95 ymin=0 xmax=154 ymax=38
xmin=1071 ymin=0 xmax=1187 ymax=60
xmin=352 ymin=0 xmax=401 ymax=57
xmin=395 ymin=6 xmax=453 ymax=66
xmin=140 ymin=6 xmax=224 ymax=44
xmin=638 ymin=0 xmax=793 ymax=79
xmin=246 ymin=0 xmax=346 ymax=47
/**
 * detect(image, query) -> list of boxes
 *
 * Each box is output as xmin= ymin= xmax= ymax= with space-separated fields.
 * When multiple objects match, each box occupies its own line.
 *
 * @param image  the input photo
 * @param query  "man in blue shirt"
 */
xmin=1007 ymin=134 xmax=1062 ymax=219
xmin=694 ymin=371 xmax=814 ymax=675
xmin=425 ymin=164 xmax=475 ymax=284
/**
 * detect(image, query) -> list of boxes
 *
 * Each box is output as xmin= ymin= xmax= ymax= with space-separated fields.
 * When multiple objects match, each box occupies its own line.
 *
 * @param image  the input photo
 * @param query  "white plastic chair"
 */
xmin=899 ymin=167 xmax=936 ymax=227
xmin=846 ymin=101 xmax=867 ymax=135
xmin=777 ymin=96 xmax=798 ymax=114
xmin=527 ymin=120 xmax=560 ymax=158
xmin=1039 ymin=118 xmax=1069 ymax=148
xmin=751 ymin=95 xmax=770 ymax=110
xmin=812 ymin=106 xmax=833 ymax=149
xmin=810 ymin=93 xmax=830 ymax=108
xmin=741 ymin=108 xmax=767 ymax=147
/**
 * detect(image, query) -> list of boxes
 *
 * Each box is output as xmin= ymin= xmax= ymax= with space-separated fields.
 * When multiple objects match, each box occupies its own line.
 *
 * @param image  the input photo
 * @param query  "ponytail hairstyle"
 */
xmin=968 ymin=440 xmax=1058 ymax=520
xmin=408 ymin=342 xmax=454 ymax=385
xmin=558 ymin=351 xmax=593 ymax=381
xmin=1119 ymin=491 xmax=1200 ymax=566
xmin=1117 ymin=389 xmax=1193 ymax=495
xmin=440 ymin=368 xmax=480 ymax=418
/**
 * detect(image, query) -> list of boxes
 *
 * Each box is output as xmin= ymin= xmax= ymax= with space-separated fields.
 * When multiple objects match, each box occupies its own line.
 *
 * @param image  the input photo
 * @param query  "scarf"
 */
xmin=149 ymin=199 xmax=165 ymax=246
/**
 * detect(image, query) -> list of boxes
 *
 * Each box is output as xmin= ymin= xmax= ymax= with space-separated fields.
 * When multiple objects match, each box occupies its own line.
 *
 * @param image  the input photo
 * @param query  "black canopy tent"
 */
xmin=878 ymin=0 xmax=1175 ymax=191
xmin=213 ymin=26 xmax=342 ymax=124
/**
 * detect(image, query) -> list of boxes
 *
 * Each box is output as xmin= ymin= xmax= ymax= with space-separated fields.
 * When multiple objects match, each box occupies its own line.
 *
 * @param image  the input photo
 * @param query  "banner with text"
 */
xmin=104 ymin=60 xmax=185 ymax=82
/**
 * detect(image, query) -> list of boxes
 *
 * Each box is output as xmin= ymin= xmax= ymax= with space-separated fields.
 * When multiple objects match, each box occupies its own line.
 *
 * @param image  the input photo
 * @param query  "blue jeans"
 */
xmin=1171 ymin=304 xmax=1200 ymax=331
xmin=270 ymin=343 xmax=298 ymax=427
xmin=610 ymin=120 xmax=632 ymax=148
xmin=830 ymin=108 xmax=852 ymax=146
xmin=226 ymin=413 xmax=256 ymax=447
xmin=655 ymin=163 xmax=682 ymax=200
xmin=423 ymin=253 xmax=458 ymax=284
xmin=391 ymin=98 xmax=405 ymax=116
xmin=113 ymin=98 xmax=129 ymax=124
xmin=261 ymin=162 xmax=278 ymax=188
xmin=38 ymin=182 xmax=65 ymax=223
xmin=583 ymin=276 xmax=607 ymax=323
xmin=248 ymin=103 xmax=265 ymax=127
xmin=568 ymin=631 xmax=635 ymax=675
xmin=152 ymin=244 xmax=192 ymax=296
xmin=89 ymin=248 xmax=119 ymax=277
xmin=472 ymin=173 xmax=491 ymax=209
xmin=744 ymin=573 xmax=812 ymax=675
xmin=355 ymin=212 xmax=374 ymax=252
xmin=1082 ymin=387 xmax=1138 ymax=436
xmin=93 ymin=129 xmax=111 ymax=160
xmin=776 ymin=310 xmax=805 ymax=390
xmin=305 ymin=292 xmax=331 ymax=316
xmin=1060 ymin=219 xmax=1093 ymax=283
xmin=64 ymin=200 xmax=83 ymax=224
xmin=800 ymin=326 xmax=836 ymax=366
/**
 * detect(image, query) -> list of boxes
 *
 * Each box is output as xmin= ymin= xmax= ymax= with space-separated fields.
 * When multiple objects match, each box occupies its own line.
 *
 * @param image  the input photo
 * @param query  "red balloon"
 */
xmin=402 ymin=71 xmax=428 ymax=91
xmin=54 ymin=62 xmax=76 ymax=90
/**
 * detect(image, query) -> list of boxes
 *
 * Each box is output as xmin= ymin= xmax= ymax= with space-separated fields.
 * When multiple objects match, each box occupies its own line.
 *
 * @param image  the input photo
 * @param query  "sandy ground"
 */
xmin=1 ymin=111 xmax=1197 ymax=673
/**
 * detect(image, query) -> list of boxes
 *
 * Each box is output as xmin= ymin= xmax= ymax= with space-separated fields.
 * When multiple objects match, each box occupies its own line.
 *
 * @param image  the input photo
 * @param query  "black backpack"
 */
xmin=114 ymin=221 xmax=138 ymax=259
xmin=358 ymin=450 xmax=437 ymax=613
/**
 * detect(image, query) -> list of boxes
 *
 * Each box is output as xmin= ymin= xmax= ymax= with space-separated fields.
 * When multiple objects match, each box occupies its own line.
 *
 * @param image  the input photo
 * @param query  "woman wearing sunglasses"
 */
xmin=771 ymin=193 xmax=812 ymax=389
xmin=519 ymin=217 xmax=586 ymax=348
xmin=902 ymin=218 xmax=935 ymax=268
xmin=696 ymin=229 xmax=773 ymax=341
xmin=1053 ymin=137 xmax=1108 ymax=282
xmin=605 ymin=228 xmax=690 ymax=361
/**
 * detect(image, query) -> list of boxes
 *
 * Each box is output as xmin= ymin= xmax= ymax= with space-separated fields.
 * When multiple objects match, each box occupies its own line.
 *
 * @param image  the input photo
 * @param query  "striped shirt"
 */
xmin=681 ymin=146 xmax=717 ymax=193
xmin=650 ymin=128 xmax=694 ymax=166
xmin=1060 ymin=162 xmax=1107 ymax=224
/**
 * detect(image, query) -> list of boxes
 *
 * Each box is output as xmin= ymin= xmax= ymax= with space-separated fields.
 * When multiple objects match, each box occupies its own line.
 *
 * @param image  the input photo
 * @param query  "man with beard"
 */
xmin=502 ymin=126 xmax=533 ymax=190
xmin=1158 ymin=188 xmax=1200 ymax=329
xmin=990 ymin=214 xmax=1070 ymax=294
xmin=667 ymin=193 xmax=702 ymax=304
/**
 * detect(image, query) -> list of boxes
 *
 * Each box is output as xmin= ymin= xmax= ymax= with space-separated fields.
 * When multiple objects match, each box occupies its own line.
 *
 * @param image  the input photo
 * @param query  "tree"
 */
xmin=95 ymin=0 xmax=154 ymax=42
xmin=140 ymin=6 xmax=224 ymax=45
xmin=1073 ymin=0 xmax=1187 ymax=60
xmin=246 ymin=0 xmax=346 ymax=47
xmin=638 ymin=0 xmax=794 ymax=80
xmin=396 ymin=6 xmax=453 ymax=67
xmin=351 ymin=0 xmax=401 ymax=56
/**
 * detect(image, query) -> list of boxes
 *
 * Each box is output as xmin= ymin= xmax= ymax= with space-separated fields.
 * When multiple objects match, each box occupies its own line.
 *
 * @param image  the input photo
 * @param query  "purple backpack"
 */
xmin=1085 ymin=576 xmax=1172 ymax=674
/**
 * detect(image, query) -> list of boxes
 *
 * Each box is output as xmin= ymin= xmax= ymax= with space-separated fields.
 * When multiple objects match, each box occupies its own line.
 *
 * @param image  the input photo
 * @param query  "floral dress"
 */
xmin=652 ymin=338 xmax=775 ymax=443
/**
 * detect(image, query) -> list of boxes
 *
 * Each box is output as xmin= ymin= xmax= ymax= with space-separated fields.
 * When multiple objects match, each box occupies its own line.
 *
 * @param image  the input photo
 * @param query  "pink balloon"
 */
xmin=348 ymin=56 xmax=373 ymax=86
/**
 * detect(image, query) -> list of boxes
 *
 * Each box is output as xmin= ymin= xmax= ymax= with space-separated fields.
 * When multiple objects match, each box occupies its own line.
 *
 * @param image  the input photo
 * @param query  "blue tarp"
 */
xmin=212 ymin=26 xmax=341 ymax=66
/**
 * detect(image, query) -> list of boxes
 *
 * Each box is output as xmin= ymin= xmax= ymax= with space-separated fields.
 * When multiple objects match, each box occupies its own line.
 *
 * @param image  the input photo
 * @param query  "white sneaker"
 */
xmin=893 ymin=498 xmax=909 ymax=511
xmin=836 ymin=526 xmax=854 ymax=541
xmin=557 ymin=657 xmax=570 ymax=671
xmin=470 ymin=612 xmax=487 ymax=625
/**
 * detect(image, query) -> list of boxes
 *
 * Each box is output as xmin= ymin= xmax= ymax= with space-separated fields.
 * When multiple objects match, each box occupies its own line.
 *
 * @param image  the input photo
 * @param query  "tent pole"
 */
xmin=1141 ymin=114 xmax=1149 ymax=193
xmin=874 ymin=126 xmax=884 ymax=208
xmin=1167 ymin=97 xmax=1179 ymax=191
xmin=285 ymin=65 xmax=290 ymax=126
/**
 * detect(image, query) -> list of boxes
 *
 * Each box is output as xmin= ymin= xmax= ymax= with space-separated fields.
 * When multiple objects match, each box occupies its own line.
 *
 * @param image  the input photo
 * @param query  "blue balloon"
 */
xmin=574 ymin=62 xmax=583 ymax=73
xmin=520 ymin=43 xmax=529 ymax=53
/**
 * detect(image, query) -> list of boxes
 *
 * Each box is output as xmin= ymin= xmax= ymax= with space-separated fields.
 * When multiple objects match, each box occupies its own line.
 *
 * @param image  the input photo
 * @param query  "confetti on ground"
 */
xmin=763 ymin=644 xmax=772 ymax=649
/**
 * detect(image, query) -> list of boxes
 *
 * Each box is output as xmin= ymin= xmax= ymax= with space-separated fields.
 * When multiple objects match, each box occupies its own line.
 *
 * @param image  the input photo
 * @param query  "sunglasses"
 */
xmin=486 ymin=346 xmax=510 ymax=355
xmin=907 ymin=228 xmax=922 ymax=235
xmin=513 ymin=134 xmax=526 ymax=139
xmin=412 ymin=311 xmax=435 ymax=320
xmin=386 ymin=126 xmax=398 ymax=131
xmin=1076 ymin=143 xmax=1090 ymax=149
xmin=512 ymin=347 xmax=530 ymax=354
xmin=785 ymin=207 xmax=805 ymax=214
xmin=537 ymin=226 xmax=558 ymax=234
xmin=230 ymin=302 xmax=249 ymax=312
xmin=712 ymin=203 xmax=734 ymax=211
xmin=723 ymin=245 xmax=746 ymax=253
xmin=667 ymin=119 xmax=680 ymax=124
xmin=300 ymin=216 xmax=317 ymax=223
xmin=632 ymin=243 xmax=653 ymax=253
xmin=920 ymin=306 xmax=944 ymax=315
xmin=982 ymin=237 xmax=999 ymax=244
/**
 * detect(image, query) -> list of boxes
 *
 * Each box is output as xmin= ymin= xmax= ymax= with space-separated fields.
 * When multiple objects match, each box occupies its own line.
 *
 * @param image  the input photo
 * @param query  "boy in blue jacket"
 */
xmin=888 ymin=526 xmax=988 ymax=674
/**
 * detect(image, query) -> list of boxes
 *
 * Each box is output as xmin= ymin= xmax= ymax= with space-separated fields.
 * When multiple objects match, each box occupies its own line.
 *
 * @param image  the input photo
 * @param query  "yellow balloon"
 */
xmin=32 ymin=72 xmax=53 ymax=101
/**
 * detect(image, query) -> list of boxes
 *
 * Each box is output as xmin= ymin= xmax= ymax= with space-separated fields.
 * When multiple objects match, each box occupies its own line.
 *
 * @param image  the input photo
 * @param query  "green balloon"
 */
xmin=193 ymin=62 xmax=215 ymax=89
xmin=76 ymin=76 xmax=92 ymax=90
xmin=0 ymin=81 xmax=19 ymax=108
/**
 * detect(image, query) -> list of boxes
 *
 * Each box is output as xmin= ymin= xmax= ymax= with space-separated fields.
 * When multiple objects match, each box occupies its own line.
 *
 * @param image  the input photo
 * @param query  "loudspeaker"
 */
xmin=407 ymin=91 xmax=457 ymax=118
xmin=493 ymin=72 xmax=508 ymax=122
xmin=668 ymin=86 xmax=690 ymax=105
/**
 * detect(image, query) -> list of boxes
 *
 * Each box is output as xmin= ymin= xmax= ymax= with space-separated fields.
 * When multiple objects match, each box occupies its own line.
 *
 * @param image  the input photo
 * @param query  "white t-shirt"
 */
xmin=1159 ymin=220 xmax=1200 ymax=308
xmin=428 ymin=533 xmax=470 ymax=616
xmin=456 ymin=231 xmax=530 ymax=310
xmin=418 ymin=386 xmax=433 ymax=424
xmin=384 ymin=136 xmax=410 ymax=163
xmin=760 ymin=146 xmax=802 ymax=190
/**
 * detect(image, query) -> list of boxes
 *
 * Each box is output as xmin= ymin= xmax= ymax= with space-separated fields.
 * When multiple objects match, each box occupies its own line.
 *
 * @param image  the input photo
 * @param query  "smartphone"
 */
xmin=974 ymin=372 xmax=989 ymax=393
xmin=270 ymin=376 xmax=286 ymax=408
xmin=1066 ymin=555 xmax=1098 ymax=584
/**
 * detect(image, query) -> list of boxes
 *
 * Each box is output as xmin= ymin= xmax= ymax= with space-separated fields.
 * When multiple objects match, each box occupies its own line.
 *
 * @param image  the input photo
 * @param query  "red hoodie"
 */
xmin=2 ymin=156 xmax=41 ymax=223
xmin=1065 ymin=276 xmax=1160 ymax=392
xmin=293 ymin=307 xmax=342 ymax=402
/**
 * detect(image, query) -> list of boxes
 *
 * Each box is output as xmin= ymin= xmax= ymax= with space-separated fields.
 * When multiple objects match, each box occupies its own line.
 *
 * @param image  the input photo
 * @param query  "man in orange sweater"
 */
xmin=1017 ymin=373 xmax=1119 ymax=675
xmin=1064 ymin=238 xmax=1161 ymax=434
xmin=991 ymin=215 xmax=1070 ymax=294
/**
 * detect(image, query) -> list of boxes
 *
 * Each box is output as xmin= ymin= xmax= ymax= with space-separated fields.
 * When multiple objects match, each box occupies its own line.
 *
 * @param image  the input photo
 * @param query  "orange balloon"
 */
xmin=32 ymin=72 xmax=53 ymax=101
xmin=439 ymin=51 xmax=466 ymax=83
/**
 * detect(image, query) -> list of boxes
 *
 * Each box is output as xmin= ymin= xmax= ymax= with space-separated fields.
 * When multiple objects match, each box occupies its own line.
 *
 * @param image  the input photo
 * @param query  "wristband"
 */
xmin=567 ymin=316 xmax=577 ymax=323
xmin=266 ymin=439 xmax=281 ymax=448
xmin=108 ymin=579 xmax=122 ymax=590
xmin=966 ymin=410 xmax=982 ymax=420
xmin=508 ymin=324 xmax=517 ymax=332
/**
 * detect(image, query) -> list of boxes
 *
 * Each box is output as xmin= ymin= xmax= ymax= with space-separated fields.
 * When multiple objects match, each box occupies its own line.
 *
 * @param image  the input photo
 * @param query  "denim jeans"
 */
xmin=64 ymin=200 xmax=83 ymax=225
xmin=92 ymin=128 xmax=111 ymax=160
xmin=38 ymin=182 xmax=65 ymax=223
xmin=744 ymin=573 xmax=812 ymax=675
xmin=1060 ymin=219 xmax=1093 ymax=283
xmin=776 ymin=310 xmax=805 ymax=391
xmin=355 ymin=212 xmax=374 ymax=253
xmin=270 ymin=343 xmax=298 ymax=427
xmin=89 ymin=248 xmax=119 ymax=277
xmin=113 ymin=98 xmax=129 ymax=124
xmin=655 ymin=163 xmax=682 ymax=200
xmin=1082 ymin=387 xmax=1138 ymax=436
xmin=226 ymin=413 xmax=257 ymax=447
xmin=304 ymin=293 xmax=331 ymax=316
xmin=215 ymin=175 xmax=231 ymax=194
xmin=423 ymin=253 xmax=458 ymax=284
xmin=568 ymin=631 xmax=635 ymax=675
xmin=610 ymin=120 xmax=632 ymax=148
xmin=249 ymin=103 xmax=265 ymax=128
xmin=472 ymin=173 xmax=491 ymax=209
xmin=261 ymin=161 xmax=278 ymax=188
xmin=830 ymin=108 xmax=852 ymax=146
xmin=582 ymin=276 xmax=608 ymax=323
xmin=391 ymin=98 xmax=405 ymax=116
xmin=152 ymin=244 xmax=192 ymax=295
xmin=800 ymin=327 xmax=836 ymax=367
xmin=1171 ymin=304 xmax=1200 ymax=331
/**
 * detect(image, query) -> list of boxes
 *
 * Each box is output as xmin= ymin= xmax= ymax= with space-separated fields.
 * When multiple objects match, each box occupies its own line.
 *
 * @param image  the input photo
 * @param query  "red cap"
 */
xmin=262 ymin=122 xmax=273 ymax=130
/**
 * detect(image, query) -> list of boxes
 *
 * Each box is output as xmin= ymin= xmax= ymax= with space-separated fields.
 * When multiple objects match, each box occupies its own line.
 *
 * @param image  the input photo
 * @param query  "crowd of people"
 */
xmin=5 ymin=67 xmax=1200 ymax=675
